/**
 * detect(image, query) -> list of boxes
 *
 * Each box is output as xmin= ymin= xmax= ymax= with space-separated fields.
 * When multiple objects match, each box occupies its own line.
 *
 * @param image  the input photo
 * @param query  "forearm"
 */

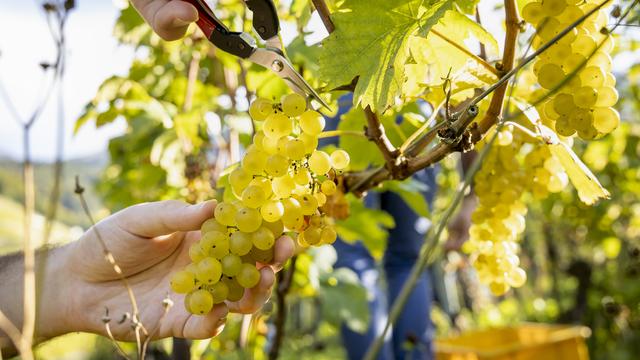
xmin=0 ymin=246 xmax=74 ymax=356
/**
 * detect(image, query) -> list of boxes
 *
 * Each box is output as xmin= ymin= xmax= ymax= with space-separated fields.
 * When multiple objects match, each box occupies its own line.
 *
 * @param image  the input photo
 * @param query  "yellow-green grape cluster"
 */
xmin=466 ymin=129 xmax=529 ymax=296
xmin=169 ymin=94 xmax=349 ymax=315
xmin=522 ymin=145 xmax=569 ymax=199
xmin=522 ymin=0 xmax=620 ymax=139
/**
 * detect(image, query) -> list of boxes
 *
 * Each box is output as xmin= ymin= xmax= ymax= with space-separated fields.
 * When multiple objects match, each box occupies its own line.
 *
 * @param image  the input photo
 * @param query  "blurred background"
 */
xmin=1 ymin=0 xmax=639 ymax=359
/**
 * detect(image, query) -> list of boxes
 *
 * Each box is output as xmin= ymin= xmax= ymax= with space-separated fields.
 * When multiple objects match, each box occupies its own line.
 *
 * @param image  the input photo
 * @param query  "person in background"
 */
xmin=320 ymin=94 xmax=438 ymax=360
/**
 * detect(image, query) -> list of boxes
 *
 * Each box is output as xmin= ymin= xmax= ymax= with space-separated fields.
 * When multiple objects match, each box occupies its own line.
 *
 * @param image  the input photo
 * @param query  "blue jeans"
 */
xmin=322 ymin=94 xmax=436 ymax=360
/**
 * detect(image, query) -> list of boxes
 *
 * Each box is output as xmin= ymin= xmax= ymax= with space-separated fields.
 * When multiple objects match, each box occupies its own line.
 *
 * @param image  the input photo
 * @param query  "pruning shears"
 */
xmin=182 ymin=0 xmax=330 ymax=110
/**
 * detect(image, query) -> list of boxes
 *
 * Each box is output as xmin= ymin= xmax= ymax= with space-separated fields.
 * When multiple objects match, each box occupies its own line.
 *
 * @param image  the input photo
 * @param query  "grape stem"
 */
xmin=318 ymin=130 xmax=367 ymax=139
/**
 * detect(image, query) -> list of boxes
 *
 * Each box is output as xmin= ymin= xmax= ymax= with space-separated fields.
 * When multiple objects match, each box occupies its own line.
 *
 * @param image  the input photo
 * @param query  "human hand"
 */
xmin=130 ymin=0 xmax=199 ymax=41
xmin=445 ymin=196 xmax=476 ymax=252
xmin=60 ymin=200 xmax=294 ymax=341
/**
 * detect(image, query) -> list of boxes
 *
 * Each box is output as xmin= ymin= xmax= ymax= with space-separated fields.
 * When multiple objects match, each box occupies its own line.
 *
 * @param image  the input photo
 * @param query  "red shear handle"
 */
xmin=182 ymin=0 xmax=223 ymax=39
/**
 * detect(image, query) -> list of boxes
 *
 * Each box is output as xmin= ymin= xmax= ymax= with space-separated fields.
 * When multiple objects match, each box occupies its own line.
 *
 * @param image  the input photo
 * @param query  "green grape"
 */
xmin=262 ymin=134 xmax=280 ymax=154
xmin=242 ymin=148 xmax=268 ymax=175
xmin=587 ymin=51 xmax=612 ymax=71
xmin=189 ymin=289 xmax=214 ymax=315
xmin=260 ymin=200 xmax=284 ymax=222
xmin=264 ymin=220 xmax=284 ymax=239
xmin=296 ymin=232 xmax=309 ymax=247
xmin=249 ymin=98 xmax=273 ymax=121
xmin=222 ymin=277 xmax=245 ymax=301
xmin=320 ymin=226 xmax=337 ymax=245
xmin=272 ymin=175 xmax=296 ymax=198
xmin=274 ymin=136 xmax=291 ymax=156
xmin=249 ymin=177 xmax=273 ymax=198
xmin=579 ymin=66 xmax=605 ymax=87
xmin=170 ymin=270 xmax=196 ymax=294
xmin=603 ymin=72 xmax=616 ymax=86
xmin=215 ymin=202 xmax=238 ymax=226
xmin=189 ymin=242 xmax=207 ymax=262
xmin=265 ymin=154 xmax=289 ymax=177
xmin=185 ymin=263 xmax=199 ymax=276
xmin=303 ymin=226 xmax=322 ymax=246
xmin=309 ymin=215 xmax=322 ymax=227
xmin=330 ymin=149 xmax=350 ymax=170
xmin=199 ymin=231 xmax=229 ymax=259
xmin=569 ymin=109 xmax=593 ymax=130
xmin=293 ymin=168 xmax=312 ymax=185
xmin=548 ymin=44 xmax=572 ymax=65
xmin=236 ymin=207 xmax=262 ymax=232
xmin=578 ymin=123 xmax=598 ymax=140
xmin=507 ymin=267 xmax=527 ymax=288
xmin=548 ymin=172 xmax=569 ymax=193
xmin=537 ymin=63 xmax=565 ymax=90
xmin=541 ymin=0 xmax=566 ymax=16
xmin=557 ymin=5 xmax=583 ymax=23
xmin=562 ymin=53 xmax=587 ymax=73
xmin=230 ymin=231 xmax=253 ymax=256
xmin=314 ymin=192 xmax=327 ymax=207
xmin=299 ymin=110 xmax=325 ymax=135
xmin=281 ymin=197 xmax=304 ymax=230
xmin=184 ymin=292 xmax=195 ymax=313
xmin=201 ymin=218 xmax=226 ymax=235
xmin=253 ymin=132 xmax=266 ymax=151
xmin=536 ymin=18 xmax=562 ymax=40
xmin=296 ymin=194 xmax=318 ymax=215
xmin=595 ymin=86 xmax=618 ymax=107
xmin=196 ymin=257 xmax=222 ymax=285
xmin=573 ymin=86 xmax=598 ymax=108
xmin=209 ymin=281 xmax=229 ymax=304
xmin=237 ymin=264 xmax=261 ymax=288
xmin=521 ymin=2 xmax=544 ymax=24
xmin=241 ymin=185 xmax=267 ymax=209
xmin=543 ymin=100 xmax=560 ymax=120
xmin=252 ymin=226 xmax=275 ymax=250
xmin=281 ymin=93 xmax=307 ymax=117
xmin=230 ymin=166 xmax=252 ymax=190
xmin=221 ymin=254 xmax=242 ymax=277
xmin=321 ymin=179 xmax=337 ymax=195
xmin=299 ymin=133 xmax=318 ymax=154
xmin=286 ymin=138 xmax=307 ymax=160
xmin=249 ymin=246 xmax=275 ymax=263
xmin=263 ymin=113 xmax=293 ymax=139
xmin=489 ymin=280 xmax=510 ymax=296
xmin=592 ymin=107 xmax=620 ymax=134
xmin=309 ymin=151 xmax=332 ymax=175
xmin=572 ymin=34 xmax=597 ymax=56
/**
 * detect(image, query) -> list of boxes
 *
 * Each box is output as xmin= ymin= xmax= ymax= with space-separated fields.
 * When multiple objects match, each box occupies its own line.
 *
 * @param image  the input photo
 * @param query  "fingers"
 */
xmin=116 ymin=200 xmax=216 ymax=238
xmin=269 ymin=235 xmax=295 ymax=272
xmin=226 ymin=266 xmax=276 ymax=314
xmin=132 ymin=0 xmax=199 ymax=41
xmin=181 ymin=304 xmax=229 ymax=339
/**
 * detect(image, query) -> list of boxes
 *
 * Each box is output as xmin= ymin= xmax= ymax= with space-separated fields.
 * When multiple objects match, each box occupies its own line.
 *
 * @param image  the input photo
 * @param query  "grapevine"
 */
xmin=169 ymin=94 xmax=350 ymax=315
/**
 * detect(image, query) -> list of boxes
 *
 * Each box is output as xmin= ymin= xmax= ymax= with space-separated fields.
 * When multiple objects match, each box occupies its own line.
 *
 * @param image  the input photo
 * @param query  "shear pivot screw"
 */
xmin=271 ymin=60 xmax=284 ymax=72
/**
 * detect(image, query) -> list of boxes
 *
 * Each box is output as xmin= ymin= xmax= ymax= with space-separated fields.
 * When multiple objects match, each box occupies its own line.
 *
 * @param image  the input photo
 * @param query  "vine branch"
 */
xmin=268 ymin=255 xmax=298 ymax=360
xmin=311 ymin=0 xmax=334 ymax=33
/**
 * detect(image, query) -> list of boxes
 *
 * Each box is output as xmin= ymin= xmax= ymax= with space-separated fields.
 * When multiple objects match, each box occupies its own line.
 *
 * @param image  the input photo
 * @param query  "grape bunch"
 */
xmin=169 ymin=93 xmax=350 ymax=315
xmin=466 ymin=128 xmax=569 ymax=295
xmin=522 ymin=0 xmax=620 ymax=139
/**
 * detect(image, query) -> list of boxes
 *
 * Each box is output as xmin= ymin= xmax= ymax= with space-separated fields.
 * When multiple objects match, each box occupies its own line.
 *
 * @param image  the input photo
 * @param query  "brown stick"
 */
xmin=268 ymin=255 xmax=298 ymax=360
xmin=311 ymin=0 xmax=334 ymax=33
xmin=364 ymin=107 xmax=399 ymax=168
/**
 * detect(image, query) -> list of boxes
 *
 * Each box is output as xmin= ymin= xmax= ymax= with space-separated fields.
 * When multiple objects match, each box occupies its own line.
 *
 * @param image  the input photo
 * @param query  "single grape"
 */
xmin=303 ymin=226 xmax=322 ymax=246
xmin=489 ymin=281 xmax=509 ymax=296
xmin=314 ymin=192 xmax=327 ymax=206
xmin=330 ymin=149 xmax=350 ymax=170
xmin=507 ymin=267 xmax=527 ymax=287
xmin=241 ymin=185 xmax=267 ymax=209
xmin=252 ymin=226 xmax=275 ymax=250
xmin=222 ymin=277 xmax=245 ymax=301
xmin=237 ymin=264 xmax=261 ymax=288
xmin=562 ymin=53 xmax=587 ymax=73
xmin=572 ymin=34 xmax=597 ymax=57
xmin=236 ymin=207 xmax=262 ymax=232
xmin=265 ymin=154 xmax=290 ymax=177
xmin=573 ymin=86 xmax=598 ymax=108
xmin=189 ymin=289 xmax=214 ymax=315
xmin=595 ymin=86 xmax=618 ymax=107
xmin=249 ymin=98 xmax=273 ymax=121
xmin=249 ymin=246 xmax=275 ymax=263
xmin=592 ymin=107 xmax=620 ymax=134
xmin=299 ymin=133 xmax=318 ymax=154
xmin=281 ymin=197 xmax=304 ymax=230
xmin=272 ymin=175 xmax=296 ymax=199
xmin=293 ymin=168 xmax=312 ymax=185
xmin=230 ymin=231 xmax=253 ymax=256
xmin=541 ymin=0 xmax=566 ymax=16
xmin=579 ymin=66 xmax=605 ymax=87
xmin=286 ymin=138 xmax=307 ymax=160
xmin=281 ymin=93 xmax=307 ymax=117
xmin=263 ymin=113 xmax=293 ymax=139
xmin=261 ymin=200 xmax=285 ymax=222
xmin=569 ymin=109 xmax=593 ymax=130
xmin=320 ymin=226 xmax=337 ymax=245
xmin=587 ymin=51 xmax=612 ymax=71
xmin=215 ymin=202 xmax=238 ymax=226
xmin=521 ymin=2 xmax=544 ymax=24
xmin=201 ymin=218 xmax=226 ymax=235
xmin=603 ymin=72 xmax=616 ymax=87
xmin=242 ymin=148 xmax=268 ymax=175
xmin=309 ymin=151 xmax=332 ymax=175
xmin=170 ymin=270 xmax=196 ymax=294
xmin=230 ymin=167 xmax=252 ymax=195
xmin=189 ymin=242 xmax=207 ymax=262
xmin=221 ymin=254 xmax=242 ymax=277
xmin=321 ymin=179 xmax=337 ymax=195
xmin=209 ymin=281 xmax=229 ymax=304
xmin=253 ymin=132 xmax=266 ymax=151
xmin=262 ymin=134 xmax=280 ymax=154
xmin=199 ymin=231 xmax=229 ymax=259
xmin=249 ymin=177 xmax=273 ymax=198
xmin=537 ymin=63 xmax=565 ymax=89
xmin=577 ymin=124 xmax=598 ymax=140
xmin=196 ymin=257 xmax=222 ymax=285
xmin=296 ymin=232 xmax=309 ymax=248
xmin=299 ymin=110 xmax=325 ymax=135
xmin=263 ymin=219 xmax=284 ymax=238
xmin=296 ymin=194 xmax=318 ymax=215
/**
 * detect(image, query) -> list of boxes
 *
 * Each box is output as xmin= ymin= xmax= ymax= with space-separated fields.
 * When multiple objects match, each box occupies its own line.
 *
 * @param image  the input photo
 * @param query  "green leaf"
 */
xmin=174 ymin=110 xmax=204 ymax=149
xmin=320 ymin=268 xmax=370 ymax=333
xmin=379 ymin=178 xmax=431 ymax=217
xmin=319 ymin=0 xmax=454 ymax=113
xmin=337 ymin=107 xmax=384 ymax=171
xmin=336 ymin=194 xmax=395 ymax=259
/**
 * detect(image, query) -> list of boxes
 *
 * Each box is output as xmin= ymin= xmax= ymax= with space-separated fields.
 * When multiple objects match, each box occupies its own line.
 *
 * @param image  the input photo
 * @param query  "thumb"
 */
xmin=116 ymin=200 xmax=216 ymax=238
xmin=132 ymin=0 xmax=199 ymax=41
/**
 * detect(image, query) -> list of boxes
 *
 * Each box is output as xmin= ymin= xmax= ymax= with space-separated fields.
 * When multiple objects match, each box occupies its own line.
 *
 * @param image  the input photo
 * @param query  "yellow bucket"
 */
xmin=435 ymin=323 xmax=591 ymax=360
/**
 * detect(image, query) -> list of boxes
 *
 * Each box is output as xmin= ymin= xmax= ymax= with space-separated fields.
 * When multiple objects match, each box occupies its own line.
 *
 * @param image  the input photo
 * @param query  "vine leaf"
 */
xmin=318 ymin=0 xmax=454 ymax=113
